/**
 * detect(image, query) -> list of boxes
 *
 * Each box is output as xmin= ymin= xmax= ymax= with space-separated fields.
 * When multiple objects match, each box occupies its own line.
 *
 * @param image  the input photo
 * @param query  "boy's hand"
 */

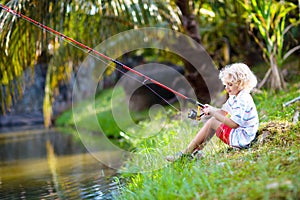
xmin=202 ymin=104 xmax=218 ymax=116
xmin=203 ymin=104 xmax=239 ymax=128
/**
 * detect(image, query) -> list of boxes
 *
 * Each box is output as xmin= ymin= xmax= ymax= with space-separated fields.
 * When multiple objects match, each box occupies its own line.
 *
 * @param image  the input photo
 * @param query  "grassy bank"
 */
xmin=117 ymin=123 xmax=300 ymax=199
xmin=55 ymin=82 xmax=300 ymax=199
xmin=115 ymin=82 xmax=300 ymax=200
xmin=55 ymin=87 xmax=149 ymax=140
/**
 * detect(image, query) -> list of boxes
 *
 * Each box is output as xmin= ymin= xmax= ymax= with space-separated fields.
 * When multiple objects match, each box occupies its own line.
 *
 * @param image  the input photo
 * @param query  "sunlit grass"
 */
xmin=55 ymin=86 xmax=149 ymax=139
xmin=116 ymin=82 xmax=300 ymax=199
xmin=56 ymin=81 xmax=300 ymax=199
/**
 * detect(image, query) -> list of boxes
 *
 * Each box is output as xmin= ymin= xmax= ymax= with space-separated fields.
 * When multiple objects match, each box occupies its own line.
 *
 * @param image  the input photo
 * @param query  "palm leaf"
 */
xmin=0 ymin=0 xmax=183 ymax=122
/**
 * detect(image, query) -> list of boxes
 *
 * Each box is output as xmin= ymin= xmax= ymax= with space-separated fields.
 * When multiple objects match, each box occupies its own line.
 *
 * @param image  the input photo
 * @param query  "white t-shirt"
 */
xmin=221 ymin=90 xmax=259 ymax=148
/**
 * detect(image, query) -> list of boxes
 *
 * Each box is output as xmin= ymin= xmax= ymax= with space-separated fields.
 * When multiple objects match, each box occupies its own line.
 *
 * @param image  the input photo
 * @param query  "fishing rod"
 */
xmin=0 ymin=4 xmax=205 ymax=118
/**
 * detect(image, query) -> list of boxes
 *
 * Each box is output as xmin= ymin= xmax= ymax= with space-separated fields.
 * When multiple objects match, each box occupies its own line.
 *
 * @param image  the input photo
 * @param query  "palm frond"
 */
xmin=0 ymin=0 xmax=183 ymax=120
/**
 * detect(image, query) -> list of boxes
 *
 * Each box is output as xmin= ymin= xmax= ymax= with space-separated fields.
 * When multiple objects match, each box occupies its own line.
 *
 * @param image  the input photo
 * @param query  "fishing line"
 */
xmin=0 ymin=3 xmax=204 ymax=112
xmin=61 ymin=34 xmax=181 ymax=112
xmin=1 ymin=4 xmax=180 ymax=111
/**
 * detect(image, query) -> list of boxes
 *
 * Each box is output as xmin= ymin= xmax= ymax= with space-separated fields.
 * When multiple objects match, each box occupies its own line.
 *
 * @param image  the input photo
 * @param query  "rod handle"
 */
xmin=186 ymin=98 xmax=204 ymax=107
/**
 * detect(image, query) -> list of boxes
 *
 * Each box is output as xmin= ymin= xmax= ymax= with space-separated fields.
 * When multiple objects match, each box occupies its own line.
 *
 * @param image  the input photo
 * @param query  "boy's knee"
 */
xmin=207 ymin=117 xmax=222 ymax=129
xmin=207 ymin=117 xmax=217 ymax=123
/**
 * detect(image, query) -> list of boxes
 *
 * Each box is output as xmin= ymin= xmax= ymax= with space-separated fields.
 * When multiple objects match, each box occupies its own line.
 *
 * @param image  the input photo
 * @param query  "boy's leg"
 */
xmin=182 ymin=117 xmax=221 ymax=154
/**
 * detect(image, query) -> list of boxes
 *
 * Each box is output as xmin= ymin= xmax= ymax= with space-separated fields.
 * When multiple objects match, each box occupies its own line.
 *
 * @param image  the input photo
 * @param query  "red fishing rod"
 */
xmin=0 ymin=4 xmax=204 ymax=110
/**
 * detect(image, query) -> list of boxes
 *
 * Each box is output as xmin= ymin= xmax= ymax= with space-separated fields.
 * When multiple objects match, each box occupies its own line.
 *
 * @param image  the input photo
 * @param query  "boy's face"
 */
xmin=224 ymin=81 xmax=241 ymax=96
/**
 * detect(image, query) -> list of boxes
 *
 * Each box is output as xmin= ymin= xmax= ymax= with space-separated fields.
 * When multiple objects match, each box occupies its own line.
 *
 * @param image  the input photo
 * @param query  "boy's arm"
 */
xmin=211 ymin=109 xmax=239 ymax=129
xmin=203 ymin=105 xmax=239 ymax=128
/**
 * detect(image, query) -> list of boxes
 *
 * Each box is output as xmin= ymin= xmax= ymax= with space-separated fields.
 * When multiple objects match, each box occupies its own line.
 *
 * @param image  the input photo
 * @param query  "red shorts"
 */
xmin=216 ymin=123 xmax=232 ymax=145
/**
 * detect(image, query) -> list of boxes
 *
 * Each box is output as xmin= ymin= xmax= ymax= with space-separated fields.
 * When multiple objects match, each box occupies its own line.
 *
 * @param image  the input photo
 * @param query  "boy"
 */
xmin=166 ymin=63 xmax=259 ymax=162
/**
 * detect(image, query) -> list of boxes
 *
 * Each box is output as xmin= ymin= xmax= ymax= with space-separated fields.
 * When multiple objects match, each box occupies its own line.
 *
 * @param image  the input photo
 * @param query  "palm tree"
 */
xmin=0 ymin=0 xmax=184 ymax=127
xmin=241 ymin=0 xmax=300 ymax=90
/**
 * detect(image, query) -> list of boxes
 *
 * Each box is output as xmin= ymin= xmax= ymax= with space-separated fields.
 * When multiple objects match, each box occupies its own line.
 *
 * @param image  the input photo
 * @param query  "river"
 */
xmin=0 ymin=126 xmax=122 ymax=199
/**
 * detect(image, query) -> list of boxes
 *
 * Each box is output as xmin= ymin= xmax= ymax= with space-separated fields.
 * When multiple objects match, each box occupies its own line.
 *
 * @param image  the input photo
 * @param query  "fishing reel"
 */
xmin=187 ymin=106 xmax=204 ymax=120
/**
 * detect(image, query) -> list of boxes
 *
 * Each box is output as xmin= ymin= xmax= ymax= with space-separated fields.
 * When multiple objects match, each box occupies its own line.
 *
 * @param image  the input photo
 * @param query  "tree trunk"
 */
xmin=175 ymin=0 xmax=211 ymax=103
xmin=175 ymin=0 xmax=201 ymax=43
xmin=270 ymin=53 xmax=286 ymax=90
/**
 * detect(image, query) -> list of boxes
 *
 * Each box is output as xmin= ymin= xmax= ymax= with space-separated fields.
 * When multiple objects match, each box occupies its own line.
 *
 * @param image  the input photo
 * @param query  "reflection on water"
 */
xmin=0 ymin=127 xmax=121 ymax=199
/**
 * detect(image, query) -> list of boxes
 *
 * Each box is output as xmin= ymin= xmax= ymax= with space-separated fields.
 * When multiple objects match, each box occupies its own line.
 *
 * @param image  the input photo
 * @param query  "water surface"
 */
xmin=0 ymin=127 xmax=121 ymax=199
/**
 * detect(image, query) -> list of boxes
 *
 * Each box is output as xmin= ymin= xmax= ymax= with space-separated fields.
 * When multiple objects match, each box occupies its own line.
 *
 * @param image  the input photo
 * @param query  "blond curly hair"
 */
xmin=219 ymin=63 xmax=257 ymax=92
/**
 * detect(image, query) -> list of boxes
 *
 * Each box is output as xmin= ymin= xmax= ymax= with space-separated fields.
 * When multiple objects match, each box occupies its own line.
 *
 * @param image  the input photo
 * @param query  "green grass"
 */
xmin=55 ymin=81 xmax=300 ymax=199
xmin=117 ymin=124 xmax=299 ymax=199
xmin=115 ymin=82 xmax=300 ymax=200
xmin=55 ymin=86 xmax=149 ymax=139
